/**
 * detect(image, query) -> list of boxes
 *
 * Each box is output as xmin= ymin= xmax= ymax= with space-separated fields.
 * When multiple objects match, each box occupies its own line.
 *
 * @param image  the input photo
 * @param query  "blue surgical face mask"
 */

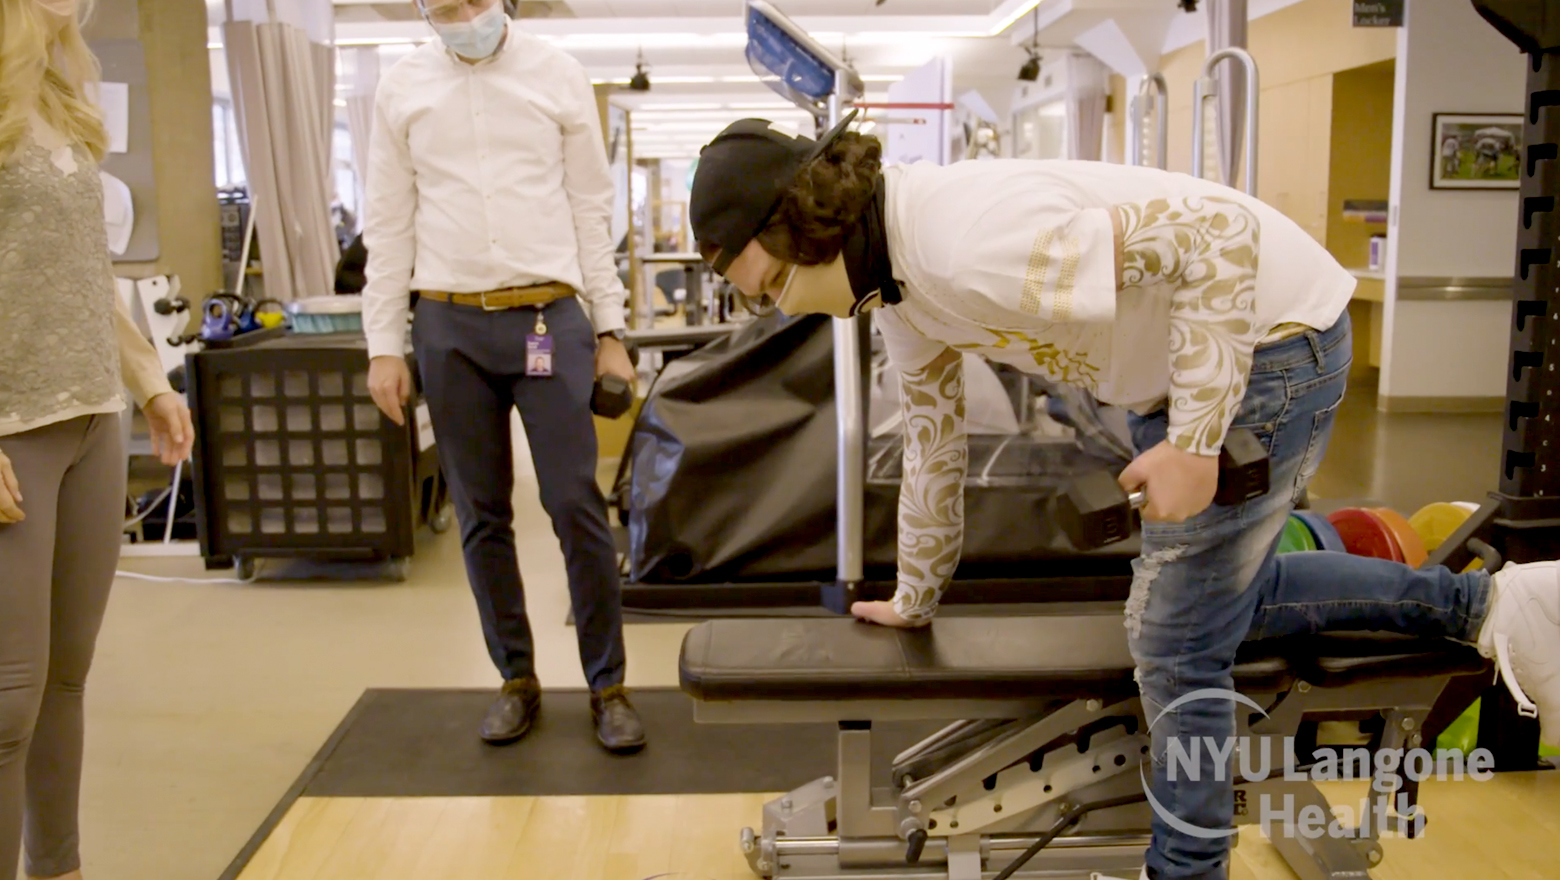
xmin=432 ymin=4 xmax=507 ymax=61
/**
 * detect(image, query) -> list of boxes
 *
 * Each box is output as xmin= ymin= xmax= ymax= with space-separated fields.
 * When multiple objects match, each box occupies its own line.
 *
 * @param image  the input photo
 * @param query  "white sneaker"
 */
xmin=1477 ymin=560 xmax=1560 ymax=747
xmin=1088 ymin=871 xmax=1148 ymax=880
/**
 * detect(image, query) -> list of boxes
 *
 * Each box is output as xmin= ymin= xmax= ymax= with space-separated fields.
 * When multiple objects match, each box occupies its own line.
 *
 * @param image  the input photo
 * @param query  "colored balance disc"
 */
xmin=1327 ymin=508 xmax=1404 ymax=562
xmin=1409 ymin=502 xmax=1475 ymax=553
xmin=1293 ymin=510 xmax=1347 ymax=552
xmin=1371 ymin=507 xmax=1428 ymax=568
xmin=1277 ymin=515 xmax=1319 ymax=554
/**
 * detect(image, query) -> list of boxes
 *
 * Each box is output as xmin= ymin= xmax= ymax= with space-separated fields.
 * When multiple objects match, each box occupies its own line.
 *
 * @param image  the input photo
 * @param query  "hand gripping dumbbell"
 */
xmin=1057 ymin=428 xmax=1269 ymax=551
xmin=591 ymin=374 xmax=634 ymax=419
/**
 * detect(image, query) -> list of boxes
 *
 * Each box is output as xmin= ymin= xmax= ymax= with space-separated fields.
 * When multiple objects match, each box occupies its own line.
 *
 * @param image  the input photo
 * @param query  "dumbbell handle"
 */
xmin=1126 ymin=430 xmax=1269 ymax=513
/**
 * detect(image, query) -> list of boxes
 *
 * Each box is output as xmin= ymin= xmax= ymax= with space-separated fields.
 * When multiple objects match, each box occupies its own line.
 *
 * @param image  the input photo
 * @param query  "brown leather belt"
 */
xmin=417 ymin=282 xmax=575 ymax=311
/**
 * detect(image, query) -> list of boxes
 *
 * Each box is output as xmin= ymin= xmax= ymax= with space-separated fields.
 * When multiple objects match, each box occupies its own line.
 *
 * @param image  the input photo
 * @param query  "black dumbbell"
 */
xmin=1057 ymin=429 xmax=1269 ymax=551
xmin=591 ymin=374 xmax=634 ymax=419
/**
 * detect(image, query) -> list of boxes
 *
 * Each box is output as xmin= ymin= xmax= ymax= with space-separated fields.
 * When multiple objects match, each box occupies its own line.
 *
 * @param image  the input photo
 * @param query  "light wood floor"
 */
xmin=236 ymin=774 xmax=1560 ymax=880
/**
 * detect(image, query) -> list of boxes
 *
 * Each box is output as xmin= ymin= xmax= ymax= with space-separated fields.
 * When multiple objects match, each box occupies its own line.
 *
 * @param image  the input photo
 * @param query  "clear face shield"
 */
xmin=414 ymin=0 xmax=501 ymax=25
xmin=415 ymin=0 xmax=508 ymax=60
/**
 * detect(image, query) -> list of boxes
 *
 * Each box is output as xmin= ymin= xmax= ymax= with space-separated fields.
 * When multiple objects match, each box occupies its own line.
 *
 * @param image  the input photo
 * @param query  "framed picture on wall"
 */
xmin=1431 ymin=113 xmax=1523 ymax=189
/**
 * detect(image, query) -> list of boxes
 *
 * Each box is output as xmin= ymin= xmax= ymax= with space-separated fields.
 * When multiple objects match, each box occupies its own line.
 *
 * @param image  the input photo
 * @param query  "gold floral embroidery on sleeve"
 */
xmin=892 ymin=347 xmax=967 ymax=623
xmin=975 ymin=332 xmax=1100 ymax=390
xmin=1115 ymin=197 xmax=1261 ymax=455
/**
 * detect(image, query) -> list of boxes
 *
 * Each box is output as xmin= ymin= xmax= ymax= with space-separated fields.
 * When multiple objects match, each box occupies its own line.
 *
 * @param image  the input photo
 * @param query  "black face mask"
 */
xmin=839 ymin=175 xmax=903 ymax=315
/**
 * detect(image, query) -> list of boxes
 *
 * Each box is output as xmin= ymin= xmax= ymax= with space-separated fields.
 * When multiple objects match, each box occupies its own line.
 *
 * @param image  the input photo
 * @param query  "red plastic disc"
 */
xmin=1327 ymin=508 xmax=1405 ymax=562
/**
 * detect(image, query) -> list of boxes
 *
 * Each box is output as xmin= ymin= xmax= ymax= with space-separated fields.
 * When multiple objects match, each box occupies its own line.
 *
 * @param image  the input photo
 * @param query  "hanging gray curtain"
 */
xmin=1064 ymin=55 xmax=1108 ymax=162
xmin=223 ymin=20 xmax=338 ymax=302
xmin=1205 ymin=0 xmax=1248 ymax=186
xmin=342 ymin=47 xmax=380 ymax=224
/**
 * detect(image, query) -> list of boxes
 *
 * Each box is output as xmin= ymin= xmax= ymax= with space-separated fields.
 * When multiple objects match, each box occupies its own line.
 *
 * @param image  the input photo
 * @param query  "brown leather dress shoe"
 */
xmin=481 ymin=677 xmax=541 ymax=745
xmin=590 ymin=684 xmax=647 ymax=753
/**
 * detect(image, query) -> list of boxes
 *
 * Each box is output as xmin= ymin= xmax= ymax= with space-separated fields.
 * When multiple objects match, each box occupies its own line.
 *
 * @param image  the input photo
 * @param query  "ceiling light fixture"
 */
xmin=541 ymin=32 xmax=748 ymax=49
xmin=1017 ymin=6 xmax=1041 ymax=82
xmin=334 ymin=37 xmax=422 ymax=47
xmin=726 ymin=101 xmax=800 ymax=110
xmin=989 ymin=0 xmax=1042 ymax=36
xmin=597 ymin=75 xmax=719 ymax=85
xmin=628 ymin=102 xmax=726 ymax=111
xmin=628 ymin=49 xmax=651 ymax=92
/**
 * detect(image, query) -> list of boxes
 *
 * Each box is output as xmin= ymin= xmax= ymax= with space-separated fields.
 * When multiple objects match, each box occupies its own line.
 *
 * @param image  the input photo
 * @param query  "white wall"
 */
xmin=887 ymin=58 xmax=953 ymax=166
xmin=1380 ymin=0 xmax=1523 ymax=402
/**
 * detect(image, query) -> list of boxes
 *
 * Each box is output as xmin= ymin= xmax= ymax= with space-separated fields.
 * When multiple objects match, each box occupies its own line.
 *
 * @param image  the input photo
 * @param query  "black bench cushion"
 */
xmin=680 ymin=613 xmax=1143 ymax=702
xmin=678 ymin=615 xmax=1490 ymax=703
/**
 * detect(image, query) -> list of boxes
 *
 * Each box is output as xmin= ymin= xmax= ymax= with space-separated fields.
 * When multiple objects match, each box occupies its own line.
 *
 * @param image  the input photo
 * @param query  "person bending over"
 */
xmin=687 ymin=117 xmax=1559 ymax=880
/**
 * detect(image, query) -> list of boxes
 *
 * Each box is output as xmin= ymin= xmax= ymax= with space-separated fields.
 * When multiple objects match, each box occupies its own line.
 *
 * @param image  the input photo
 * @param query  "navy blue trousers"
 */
xmin=412 ymin=296 xmax=626 ymax=690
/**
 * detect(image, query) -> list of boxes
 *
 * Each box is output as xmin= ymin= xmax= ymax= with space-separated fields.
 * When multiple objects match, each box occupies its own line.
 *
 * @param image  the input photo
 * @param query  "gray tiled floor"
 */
xmin=71 ymin=377 xmax=1507 ymax=880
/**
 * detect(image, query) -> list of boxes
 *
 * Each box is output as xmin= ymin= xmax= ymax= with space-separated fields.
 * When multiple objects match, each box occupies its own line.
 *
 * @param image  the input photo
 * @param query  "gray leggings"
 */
xmin=0 ymin=414 xmax=124 ymax=880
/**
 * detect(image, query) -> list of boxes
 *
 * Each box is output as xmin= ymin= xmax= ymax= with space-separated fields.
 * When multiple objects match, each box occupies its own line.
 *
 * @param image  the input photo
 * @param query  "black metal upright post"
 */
xmin=1427 ymin=1 xmax=1560 ymax=770
xmin=1501 ymin=56 xmax=1560 ymax=509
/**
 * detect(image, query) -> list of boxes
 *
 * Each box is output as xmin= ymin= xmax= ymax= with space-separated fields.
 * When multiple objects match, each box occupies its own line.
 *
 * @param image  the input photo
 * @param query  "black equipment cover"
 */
xmin=626 ymin=314 xmax=1137 ymax=585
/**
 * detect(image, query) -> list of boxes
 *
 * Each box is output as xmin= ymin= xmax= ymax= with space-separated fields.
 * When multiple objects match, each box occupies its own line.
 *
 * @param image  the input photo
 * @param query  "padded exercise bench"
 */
xmin=679 ymin=607 xmax=1490 ymax=880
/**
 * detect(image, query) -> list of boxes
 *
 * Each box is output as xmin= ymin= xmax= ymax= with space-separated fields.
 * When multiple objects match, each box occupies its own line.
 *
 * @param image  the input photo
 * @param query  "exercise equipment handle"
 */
xmin=1119 ymin=427 xmax=1268 ymax=516
xmin=1129 ymin=73 xmax=1169 ymax=169
xmin=1192 ymin=47 xmax=1260 ymax=195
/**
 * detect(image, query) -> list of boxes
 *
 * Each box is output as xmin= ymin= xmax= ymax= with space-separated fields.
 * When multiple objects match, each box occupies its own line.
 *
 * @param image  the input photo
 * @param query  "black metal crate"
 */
xmin=188 ymin=333 xmax=446 ymax=574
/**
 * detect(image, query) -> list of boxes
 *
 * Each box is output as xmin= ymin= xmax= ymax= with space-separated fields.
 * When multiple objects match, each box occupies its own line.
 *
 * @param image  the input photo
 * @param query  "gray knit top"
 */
xmin=0 ymin=127 xmax=123 ymax=437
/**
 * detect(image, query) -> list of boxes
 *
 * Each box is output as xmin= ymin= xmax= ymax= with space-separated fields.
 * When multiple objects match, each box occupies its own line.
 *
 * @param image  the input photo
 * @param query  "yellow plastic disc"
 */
xmin=1409 ymin=502 xmax=1474 ymax=554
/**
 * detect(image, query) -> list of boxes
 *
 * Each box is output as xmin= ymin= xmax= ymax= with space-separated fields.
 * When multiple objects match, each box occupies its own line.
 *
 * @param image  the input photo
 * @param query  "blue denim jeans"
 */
xmin=1124 ymin=313 xmax=1492 ymax=880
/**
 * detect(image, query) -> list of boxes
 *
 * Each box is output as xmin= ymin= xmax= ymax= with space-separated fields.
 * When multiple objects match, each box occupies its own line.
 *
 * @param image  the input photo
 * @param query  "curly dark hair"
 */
xmin=756 ymin=131 xmax=883 ymax=266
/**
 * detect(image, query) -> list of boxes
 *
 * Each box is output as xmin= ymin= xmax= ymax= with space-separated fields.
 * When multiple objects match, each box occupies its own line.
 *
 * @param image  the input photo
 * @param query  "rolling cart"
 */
xmin=187 ymin=333 xmax=450 ymax=581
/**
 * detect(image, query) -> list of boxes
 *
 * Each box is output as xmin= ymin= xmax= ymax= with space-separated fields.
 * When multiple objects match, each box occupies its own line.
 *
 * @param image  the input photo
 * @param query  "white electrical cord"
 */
xmin=119 ymin=457 xmax=255 ymax=584
xmin=123 ymin=486 xmax=172 ymax=528
xmin=161 ymin=459 xmax=182 ymax=543
xmin=122 ymin=458 xmax=186 ymax=535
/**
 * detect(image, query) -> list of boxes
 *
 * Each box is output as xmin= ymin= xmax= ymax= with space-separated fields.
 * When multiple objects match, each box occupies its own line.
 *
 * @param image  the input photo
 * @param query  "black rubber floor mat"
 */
xmin=303 ymin=687 xmax=940 ymax=798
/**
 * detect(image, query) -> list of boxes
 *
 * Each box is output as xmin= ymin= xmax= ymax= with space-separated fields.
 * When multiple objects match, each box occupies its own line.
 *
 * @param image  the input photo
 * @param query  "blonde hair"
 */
xmin=0 ymin=0 xmax=108 ymax=165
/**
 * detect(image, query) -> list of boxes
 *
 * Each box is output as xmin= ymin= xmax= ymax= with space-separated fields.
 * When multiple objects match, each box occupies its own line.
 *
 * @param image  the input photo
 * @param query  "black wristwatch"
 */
xmin=598 ymin=329 xmax=627 ymax=342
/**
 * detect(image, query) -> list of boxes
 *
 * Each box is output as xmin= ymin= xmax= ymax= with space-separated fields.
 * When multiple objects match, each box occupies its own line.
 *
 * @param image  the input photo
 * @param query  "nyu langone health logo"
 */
xmin=1140 ymin=689 xmax=1495 ymax=841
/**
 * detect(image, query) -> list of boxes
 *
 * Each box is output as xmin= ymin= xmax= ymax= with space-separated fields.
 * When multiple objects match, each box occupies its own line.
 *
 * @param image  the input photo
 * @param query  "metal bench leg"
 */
xmin=946 ymin=834 xmax=982 ymax=880
xmin=1252 ymin=780 xmax=1381 ymax=880
xmin=838 ymin=721 xmax=899 ymax=837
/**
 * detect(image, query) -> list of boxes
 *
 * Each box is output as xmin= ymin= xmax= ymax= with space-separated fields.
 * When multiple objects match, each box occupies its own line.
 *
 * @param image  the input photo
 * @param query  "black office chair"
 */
xmin=653 ymin=269 xmax=682 ymax=318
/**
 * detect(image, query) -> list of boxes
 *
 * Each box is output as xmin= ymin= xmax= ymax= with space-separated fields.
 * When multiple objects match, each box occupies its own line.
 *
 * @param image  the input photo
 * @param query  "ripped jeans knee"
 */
xmin=1125 ymin=544 xmax=1188 ymax=639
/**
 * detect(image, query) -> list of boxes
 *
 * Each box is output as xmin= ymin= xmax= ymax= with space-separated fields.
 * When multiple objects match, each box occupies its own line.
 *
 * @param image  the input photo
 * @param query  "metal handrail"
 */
xmin=1192 ymin=48 xmax=1260 ymax=194
xmin=828 ymin=66 xmax=865 ymax=590
xmin=1128 ymin=73 xmax=1169 ymax=169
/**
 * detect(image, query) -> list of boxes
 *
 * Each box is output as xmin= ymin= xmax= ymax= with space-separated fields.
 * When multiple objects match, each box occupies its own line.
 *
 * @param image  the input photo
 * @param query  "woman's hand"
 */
xmin=1118 ymin=440 xmax=1220 ymax=523
xmin=145 ymin=393 xmax=195 ymax=466
xmin=0 ymin=445 xmax=22 ymax=523
xmin=850 ymin=600 xmax=928 ymax=628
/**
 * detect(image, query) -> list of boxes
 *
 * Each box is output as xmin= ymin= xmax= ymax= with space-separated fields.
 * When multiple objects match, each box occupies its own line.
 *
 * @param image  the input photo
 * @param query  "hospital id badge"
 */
xmin=526 ymin=323 xmax=553 ymax=377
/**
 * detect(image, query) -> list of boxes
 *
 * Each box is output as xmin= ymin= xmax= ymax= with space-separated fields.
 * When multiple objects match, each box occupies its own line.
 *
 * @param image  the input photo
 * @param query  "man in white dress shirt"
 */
xmin=361 ymin=0 xmax=644 ymax=752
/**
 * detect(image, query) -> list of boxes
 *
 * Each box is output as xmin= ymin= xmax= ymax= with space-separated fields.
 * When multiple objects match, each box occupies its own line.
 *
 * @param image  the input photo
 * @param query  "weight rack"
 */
xmin=1425 ymin=0 xmax=1560 ymax=771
